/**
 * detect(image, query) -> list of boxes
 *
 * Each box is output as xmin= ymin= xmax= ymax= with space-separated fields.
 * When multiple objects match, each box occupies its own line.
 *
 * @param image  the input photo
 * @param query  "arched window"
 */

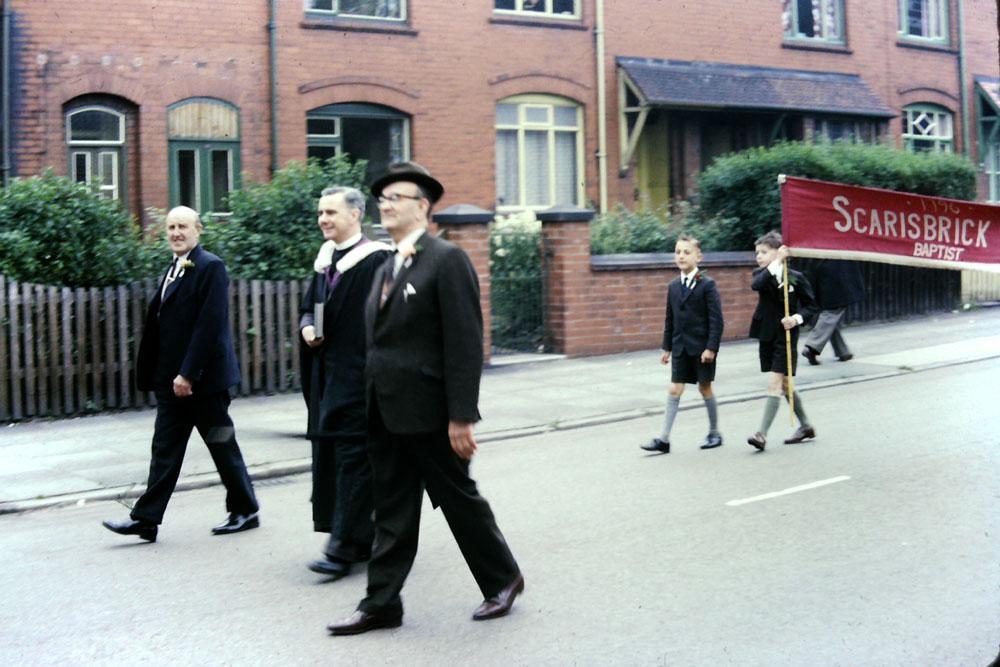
xmin=66 ymin=106 xmax=125 ymax=201
xmin=495 ymin=95 xmax=583 ymax=210
xmin=306 ymin=103 xmax=410 ymax=185
xmin=902 ymin=104 xmax=953 ymax=153
xmin=168 ymin=98 xmax=241 ymax=214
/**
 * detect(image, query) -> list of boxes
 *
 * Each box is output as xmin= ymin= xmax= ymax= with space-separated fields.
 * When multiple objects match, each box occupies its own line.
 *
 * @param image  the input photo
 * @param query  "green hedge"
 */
xmin=696 ymin=141 xmax=978 ymax=250
xmin=0 ymin=170 xmax=164 ymax=287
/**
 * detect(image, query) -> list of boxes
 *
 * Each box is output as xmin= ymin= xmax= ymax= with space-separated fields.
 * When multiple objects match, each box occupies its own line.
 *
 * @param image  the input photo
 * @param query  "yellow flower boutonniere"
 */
xmin=180 ymin=259 xmax=195 ymax=271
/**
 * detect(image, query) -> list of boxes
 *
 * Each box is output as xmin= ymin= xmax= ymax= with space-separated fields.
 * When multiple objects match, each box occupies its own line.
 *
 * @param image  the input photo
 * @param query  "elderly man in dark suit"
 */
xmin=327 ymin=163 xmax=523 ymax=636
xmin=802 ymin=259 xmax=865 ymax=365
xmin=300 ymin=186 xmax=391 ymax=579
xmin=102 ymin=206 xmax=258 ymax=542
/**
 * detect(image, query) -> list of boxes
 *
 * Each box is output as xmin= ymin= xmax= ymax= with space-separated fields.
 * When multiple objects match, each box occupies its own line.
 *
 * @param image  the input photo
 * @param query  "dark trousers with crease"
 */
xmin=312 ymin=436 xmax=374 ymax=562
xmin=358 ymin=399 xmax=520 ymax=617
xmin=131 ymin=389 xmax=258 ymax=525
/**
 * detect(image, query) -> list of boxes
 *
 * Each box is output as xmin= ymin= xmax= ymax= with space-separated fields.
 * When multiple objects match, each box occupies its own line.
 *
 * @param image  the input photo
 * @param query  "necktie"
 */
xmin=380 ymin=252 xmax=398 ymax=308
xmin=161 ymin=258 xmax=178 ymax=299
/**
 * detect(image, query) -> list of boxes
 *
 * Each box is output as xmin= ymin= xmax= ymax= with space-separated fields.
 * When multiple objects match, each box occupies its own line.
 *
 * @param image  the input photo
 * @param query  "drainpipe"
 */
xmin=2 ymin=2 xmax=12 ymax=186
xmin=594 ymin=0 xmax=607 ymax=213
xmin=268 ymin=0 xmax=279 ymax=174
xmin=956 ymin=0 xmax=969 ymax=157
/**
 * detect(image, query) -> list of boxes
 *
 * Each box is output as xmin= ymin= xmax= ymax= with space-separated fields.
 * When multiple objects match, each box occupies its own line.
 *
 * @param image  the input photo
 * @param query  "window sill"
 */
xmin=489 ymin=15 xmax=588 ymax=31
xmin=300 ymin=17 xmax=417 ymax=36
xmin=896 ymin=38 xmax=955 ymax=54
xmin=781 ymin=39 xmax=851 ymax=55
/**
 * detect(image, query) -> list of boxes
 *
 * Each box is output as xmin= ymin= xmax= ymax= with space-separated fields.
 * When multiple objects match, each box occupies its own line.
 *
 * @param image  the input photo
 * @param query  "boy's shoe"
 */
xmin=783 ymin=426 xmax=816 ymax=444
xmin=700 ymin=433 xmax=724 ymax=449
xmin=802 ymin=346 xmax=821 ymax=365
xmin=746 ymin=433 xmax=766 ymax=451
xmin=640 ymin=438 xmax=670 ymax=453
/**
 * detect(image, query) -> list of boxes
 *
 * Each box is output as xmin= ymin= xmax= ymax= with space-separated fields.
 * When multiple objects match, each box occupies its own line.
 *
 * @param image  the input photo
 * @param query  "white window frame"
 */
xmin=898 ymin=0 xmax=948 ymax=43
xmin=96 ymin=151 xmax=119 ymax=200
xmin=494 ymin=0 xmax=580 ymax=21
xmin=66 ymin=106 xmax=125 ymax=146
xmin=782 ymin=0 xmax=845 ymax=44
xmin=304 ymin=0 xmax=406 ymax=21
xmin=903 ymin=104 xmax=954 ymax=153
xmin=71 ymin=151 xmax=92 ymax=184
xmin=495 ymin=95 xmax=584 ymax=212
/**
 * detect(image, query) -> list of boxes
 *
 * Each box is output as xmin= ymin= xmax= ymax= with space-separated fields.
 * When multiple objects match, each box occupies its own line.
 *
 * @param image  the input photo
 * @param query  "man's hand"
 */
xmin=700 ymin=349 xmax=716 ymax=363
xmin=301 ymin=325 xmax=322 ymax=348
xmin=660 ymin=350 xmax=671 ymax=365
xmin=173 ymin=375 xmax=193 ymax=397
xmin=781 ymin=315 xmax=798 ymax=330
xmin=448 ymin=420 xmax=478 ymax=460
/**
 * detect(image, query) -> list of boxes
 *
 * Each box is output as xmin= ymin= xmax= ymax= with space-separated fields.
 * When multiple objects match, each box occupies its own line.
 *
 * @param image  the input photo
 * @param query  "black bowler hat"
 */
xmin=370 ymin=161 xmax=444 ymax=204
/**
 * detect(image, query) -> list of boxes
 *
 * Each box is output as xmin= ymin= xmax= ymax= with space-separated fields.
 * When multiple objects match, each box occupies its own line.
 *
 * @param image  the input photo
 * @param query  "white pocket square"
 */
xmin=404 ymin=282 xmax=417 ymax=301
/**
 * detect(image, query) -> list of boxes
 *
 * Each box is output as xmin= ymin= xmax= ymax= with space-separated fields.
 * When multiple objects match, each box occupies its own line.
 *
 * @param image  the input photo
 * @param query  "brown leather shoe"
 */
xmin=746 ymin=432 xmax=766 ymax=451
xmin=472 ymin=574 xmax=524 ymax=621
xmin=783 ymin=425 xmax=816 ymax=444
xmin=327 ymin=610 xmax=402 ymax=636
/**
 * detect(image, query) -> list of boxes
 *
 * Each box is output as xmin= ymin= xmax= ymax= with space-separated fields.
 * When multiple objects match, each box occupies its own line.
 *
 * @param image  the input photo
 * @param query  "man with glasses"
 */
xmin=326 ymin=162 xmax=524 ymax=635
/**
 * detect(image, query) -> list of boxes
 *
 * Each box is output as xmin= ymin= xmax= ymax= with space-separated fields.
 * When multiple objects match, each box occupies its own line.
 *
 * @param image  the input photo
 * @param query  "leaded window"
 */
xmin=495 ymin=95 xmax=583 ymax=210
xmin=782 ymin=0 xmax=844 ymax=43
xmin=902 ymin=104 xmax=953 ymax=153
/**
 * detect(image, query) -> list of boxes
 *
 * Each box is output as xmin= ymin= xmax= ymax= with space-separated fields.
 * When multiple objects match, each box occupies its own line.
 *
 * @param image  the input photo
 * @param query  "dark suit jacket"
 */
xmin=810 ymin=259 xmax=865 ymax=310
xmin=364 ymin=232 xmax=483 ymax=434
xmin=749 ymin=266 xmax=818 ymax=342
xmin=662 ymin=273 xmax=724 ymax=356
xmin=136 ymin=244 xmax=240 ymax=394
xmin=300 ymin=243 xmax=390 ymax=439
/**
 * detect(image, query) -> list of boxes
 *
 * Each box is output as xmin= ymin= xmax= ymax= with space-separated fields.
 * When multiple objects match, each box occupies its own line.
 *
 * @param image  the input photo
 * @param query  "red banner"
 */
xmin=780 ymin=176 xmax=1000 ymax=273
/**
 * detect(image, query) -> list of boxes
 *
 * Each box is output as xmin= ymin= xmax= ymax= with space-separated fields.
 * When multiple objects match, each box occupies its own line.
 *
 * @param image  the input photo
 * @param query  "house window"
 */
xmin=979 ymin=87 xmax=1000 ymax=203
xmin=814 ymin=118 xmax=879 ymax=144
xmin=494 ymin=0 xmax=579 ymax=19
xmin=495 ymin=95 xmax=583 ymax=210
xmin=305 ymin=0 xmax=404 ymax=20
xmin=167 ymin=98 xmax=241 ymax=214
xmin=903 ymin=104 xmax=953 ymax=153
xmin=66 ymin=106 xmax=124 ymax=201
xmin=899 ymin=0 xmax=947 ymax=42
xmin=782 ymin=0 xmax=844 ymax=43
xmin=306 ymin=103 xmax=409 ymax=184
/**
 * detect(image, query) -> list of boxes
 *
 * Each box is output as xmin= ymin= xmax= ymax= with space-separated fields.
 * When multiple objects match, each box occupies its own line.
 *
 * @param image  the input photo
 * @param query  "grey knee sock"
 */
xmin=660 ymin=395 xmax=681 ymax=441
xmin=786 ymin=391 xmax=811 ymax=427
xmin=704 ymin=396 xmax=719 ymax=435
xmin=758 ymin=396 xmax=781 ymax=435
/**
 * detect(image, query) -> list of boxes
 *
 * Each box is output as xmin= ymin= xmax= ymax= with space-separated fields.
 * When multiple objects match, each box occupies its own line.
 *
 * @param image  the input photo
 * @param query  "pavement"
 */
xmin=3 ymin=306 xmax=1000 ymax=515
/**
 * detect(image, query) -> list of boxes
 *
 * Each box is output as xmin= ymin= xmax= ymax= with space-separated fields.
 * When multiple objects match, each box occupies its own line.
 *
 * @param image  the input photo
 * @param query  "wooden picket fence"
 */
xmin=0 ymin=275 xmax=307 ymax=422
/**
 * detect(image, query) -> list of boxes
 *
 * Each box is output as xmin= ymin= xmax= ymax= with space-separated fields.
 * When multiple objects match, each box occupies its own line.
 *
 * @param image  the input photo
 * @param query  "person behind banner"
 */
xmin=641 ymin=234 xmax=724 ymax=454
xmin=801 ymin=259 xmax=864 ymax=365
xmin=746 ymin=231 xmax=819 ymax=451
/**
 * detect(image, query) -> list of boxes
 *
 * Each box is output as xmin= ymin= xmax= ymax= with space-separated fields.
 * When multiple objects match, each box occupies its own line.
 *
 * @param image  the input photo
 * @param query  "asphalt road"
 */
xmin=2 ymin=359 xmax=998 ymax=666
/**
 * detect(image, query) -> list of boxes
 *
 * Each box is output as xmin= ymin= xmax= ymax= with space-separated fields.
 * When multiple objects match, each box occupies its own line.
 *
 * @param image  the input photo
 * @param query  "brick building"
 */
xmin=1 ymin=0 xmax=998 ymax=222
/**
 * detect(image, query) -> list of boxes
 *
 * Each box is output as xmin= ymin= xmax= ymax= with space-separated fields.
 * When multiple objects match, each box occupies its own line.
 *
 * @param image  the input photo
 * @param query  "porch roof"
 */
xmin=975 ymin=75 xmax=1000 ymax=115
xmin=617 ymin=57 xmax=895 ymax=118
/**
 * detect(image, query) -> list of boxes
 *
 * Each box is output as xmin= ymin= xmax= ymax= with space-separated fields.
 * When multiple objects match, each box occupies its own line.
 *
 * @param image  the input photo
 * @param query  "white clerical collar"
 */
xmin=335 ymin=233 xmax=363 ymax=250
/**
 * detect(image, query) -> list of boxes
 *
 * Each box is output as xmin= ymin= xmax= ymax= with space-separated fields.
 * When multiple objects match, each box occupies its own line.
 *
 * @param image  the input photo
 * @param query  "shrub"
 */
xmin=202 ymin=155 xmax=368 ymax=279
xmin=590 ymin=204 xmax=680 ymax=254
xmin=697 ymin=141 xmax=979 ymax=250
xmin=0 ymin=170 xmax=159 ymax=286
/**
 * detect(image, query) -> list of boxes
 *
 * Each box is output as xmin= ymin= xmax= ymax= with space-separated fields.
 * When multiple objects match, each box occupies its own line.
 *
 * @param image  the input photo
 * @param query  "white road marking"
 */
xmin=726 ymin=475 xmax=851 ymax=506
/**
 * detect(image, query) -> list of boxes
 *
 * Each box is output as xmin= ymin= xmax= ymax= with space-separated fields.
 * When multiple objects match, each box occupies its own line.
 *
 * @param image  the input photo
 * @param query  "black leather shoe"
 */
xmin=640 ymin=438 xmax=670 ymax=453
xmin=211 ymin=512 xmax=259 ymax=535
xmin=783 ymin=425 xmax=816 ymax=444
xmin=308 ymin=558 xmax=351 ymax=578
xmin=700 ymin=433 xmax=723 ymax=449
xmin=102 ymin=518 xmax=157 ymax=542
xmin=472 ymin=574 xmax=525 ymax=621
xmin=747 ymin=432 xmax=766 ymax=451
xmin=802 ymin=346 xmax=820 ymax=365
xmin=837 ymin=353 xmax=854 ymax=362
xmin=327 ymin=610 xmax=403 ymax=636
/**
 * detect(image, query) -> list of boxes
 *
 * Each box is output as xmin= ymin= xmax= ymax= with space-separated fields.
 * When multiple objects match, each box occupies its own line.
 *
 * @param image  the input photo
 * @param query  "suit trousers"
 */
xmin=804 ymin=307 xmax=851 ymax=357
xmin=131 ymin=389 xmax=258 ymax=525
xmin=311 ymin=436 xmax=375 ymax=562
xmin=358 ymin=399 xmax=520 ymax=616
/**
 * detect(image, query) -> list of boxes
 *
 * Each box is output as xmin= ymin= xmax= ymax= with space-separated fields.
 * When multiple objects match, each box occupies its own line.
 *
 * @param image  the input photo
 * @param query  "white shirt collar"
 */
xmin=172 ymin=249 xmax=193 ymax=262
xmin=681 ymin=267 xmax=699 ymax=281
xmin=393 ymin=227 xmax=426 ymax=251
xmin=335 ymin=233 xmax=363 ymax=250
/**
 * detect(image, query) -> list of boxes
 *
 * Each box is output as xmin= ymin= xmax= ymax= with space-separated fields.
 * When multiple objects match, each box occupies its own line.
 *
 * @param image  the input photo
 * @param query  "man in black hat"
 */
xmin=326 ymin=162 xmax=523 ymax=636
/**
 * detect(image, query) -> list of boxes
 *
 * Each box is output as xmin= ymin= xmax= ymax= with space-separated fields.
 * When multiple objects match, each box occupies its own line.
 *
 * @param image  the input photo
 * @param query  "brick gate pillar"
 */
xmin=537 ymin=205 xmax=595 ymax=356
xmin=432 ymin=204 xmax=494 ymax=364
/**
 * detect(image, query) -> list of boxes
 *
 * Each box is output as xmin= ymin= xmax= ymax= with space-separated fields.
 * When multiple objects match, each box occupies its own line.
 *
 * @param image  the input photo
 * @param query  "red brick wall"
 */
xmin=542 ymin=217 xmax=758 ymax=357
xmin=432 ymin=220 xmax=493 ymax=363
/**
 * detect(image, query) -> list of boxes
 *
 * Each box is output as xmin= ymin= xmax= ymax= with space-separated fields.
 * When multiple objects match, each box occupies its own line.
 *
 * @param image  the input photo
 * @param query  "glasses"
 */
xmin=378 ymin=193 xmax=424 ymax=206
